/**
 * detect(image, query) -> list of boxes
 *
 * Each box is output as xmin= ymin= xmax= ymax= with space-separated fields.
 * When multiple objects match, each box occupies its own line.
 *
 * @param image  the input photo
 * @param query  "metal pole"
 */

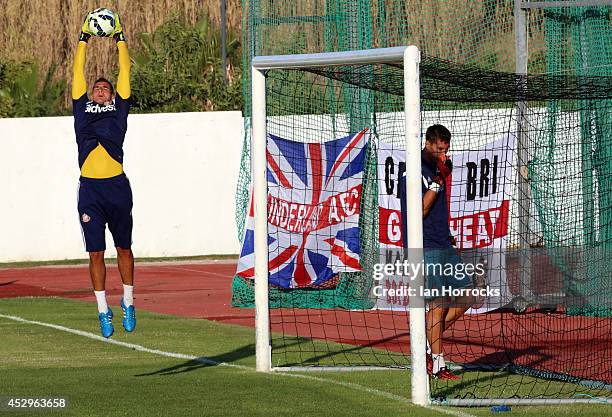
xmin=446 ymin=398 xmax=612 ymax=406
xmin=521 ymin=0 xmax=612 ymax=8
xmin=515 ymin=0 xmax=533 ymax=304
xmin=221 ymin=0 xmax=228 ymax=83
xmin=252 ymin=66 xmax=271 ymax=372
xmin=515 ymin=0 xmax=528 ymax=76
xmin=404 ymin=45 xmax=429 ymax=407
xmin=252 ymin=47 xmax=409 ymax=69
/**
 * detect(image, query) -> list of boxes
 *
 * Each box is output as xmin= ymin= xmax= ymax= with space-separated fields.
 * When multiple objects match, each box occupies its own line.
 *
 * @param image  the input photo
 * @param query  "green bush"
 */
xmin=0 ymin=13 xmax=242 ymax=118
xmin=129 ymin=14 xmax=242 ymax=113
xmin=0 ymin=60 xmax=66 ymax=118
xmin=0 ymin=61 xmax=14 ymax=117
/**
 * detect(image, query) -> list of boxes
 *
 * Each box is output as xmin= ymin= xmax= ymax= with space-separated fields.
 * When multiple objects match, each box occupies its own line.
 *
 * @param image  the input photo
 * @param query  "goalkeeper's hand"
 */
xmin=428 ymin=157 xmax=452 ymax=194
xmin=437 ymin=155 xmax=453 ymax=179
xmin=79 ymin=13 xmax=93 ymax=42
xmin=427 ymin=175 xmax=445 ymax=194
xmin=110 ymin=13 xmax=126 ymax=42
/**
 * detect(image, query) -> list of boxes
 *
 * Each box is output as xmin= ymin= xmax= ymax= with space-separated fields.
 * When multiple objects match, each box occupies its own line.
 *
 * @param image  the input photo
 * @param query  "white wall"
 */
xmin=0 ymin=111 xmax=244 ymax=262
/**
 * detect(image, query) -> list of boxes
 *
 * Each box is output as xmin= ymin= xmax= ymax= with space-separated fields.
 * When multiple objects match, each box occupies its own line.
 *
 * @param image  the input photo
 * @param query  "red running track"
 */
xmin=0 ymin=261 xmax=609 ymax=384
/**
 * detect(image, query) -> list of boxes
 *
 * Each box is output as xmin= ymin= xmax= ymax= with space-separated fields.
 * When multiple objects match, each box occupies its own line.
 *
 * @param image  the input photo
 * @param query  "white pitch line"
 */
xmin=280 ymin=373 xmax=477 ymax=417
xmin=0 ymin=313 xmax=238 ymax=367
xmin=0 ymin=313 xmax=476 ymax=417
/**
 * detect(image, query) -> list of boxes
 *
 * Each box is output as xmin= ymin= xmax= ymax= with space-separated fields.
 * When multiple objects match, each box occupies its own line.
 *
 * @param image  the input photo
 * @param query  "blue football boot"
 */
xmin=98 ymin=308 xmax=114 ymax=338
xmin=121 ymin=298 xmax=136 ymax=332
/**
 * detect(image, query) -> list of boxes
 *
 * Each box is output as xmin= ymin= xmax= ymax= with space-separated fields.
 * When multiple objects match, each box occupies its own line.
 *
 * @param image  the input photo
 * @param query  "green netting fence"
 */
xmin=232 ymin=1 xmax=612 ymax=314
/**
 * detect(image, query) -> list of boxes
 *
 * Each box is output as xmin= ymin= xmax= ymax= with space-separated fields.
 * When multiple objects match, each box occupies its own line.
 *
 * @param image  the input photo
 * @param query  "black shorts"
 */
xmin=77 ymin=173 xmax=133 ymax=252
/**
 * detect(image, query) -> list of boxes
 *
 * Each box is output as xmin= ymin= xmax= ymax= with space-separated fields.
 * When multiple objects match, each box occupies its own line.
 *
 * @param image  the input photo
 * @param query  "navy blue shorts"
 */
xmin=424 ymin=247 xmax=473 ymax=300
xmin=77 ymin=174 xmax=133 ymax=252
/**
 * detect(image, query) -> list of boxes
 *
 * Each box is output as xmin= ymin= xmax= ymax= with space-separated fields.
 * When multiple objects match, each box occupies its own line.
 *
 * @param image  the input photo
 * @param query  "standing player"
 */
xmin=401 ymin=125 xmax=472 ymax=380
xmin=72 ymin=13 xmax=136 ymax=338
xmin=420 ymin=124 xmax=472 ymax=380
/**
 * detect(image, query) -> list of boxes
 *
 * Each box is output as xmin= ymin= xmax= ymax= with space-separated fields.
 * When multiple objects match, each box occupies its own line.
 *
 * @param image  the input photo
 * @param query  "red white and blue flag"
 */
xmin=236 ymin=129 xmax=369 ymax=289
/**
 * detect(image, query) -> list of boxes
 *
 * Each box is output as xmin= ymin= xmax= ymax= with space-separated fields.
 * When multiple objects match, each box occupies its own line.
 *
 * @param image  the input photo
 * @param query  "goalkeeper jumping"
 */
xmin=72 ymin=12 xmax=136 ymax=338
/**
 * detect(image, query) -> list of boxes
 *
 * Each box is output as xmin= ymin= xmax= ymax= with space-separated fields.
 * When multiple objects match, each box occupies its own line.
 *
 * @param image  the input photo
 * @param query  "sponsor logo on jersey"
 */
xmin=81 ymin=213 xmax=91 ymax=223
xmin=85 ymin=101 xmax=116 ymax=114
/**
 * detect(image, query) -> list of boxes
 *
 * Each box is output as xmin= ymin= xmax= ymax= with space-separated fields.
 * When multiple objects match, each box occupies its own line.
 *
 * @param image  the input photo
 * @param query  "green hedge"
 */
xmin=130 ymin=14 xmax=242 ymax=113
xmin=0 ymin=60 xmax=65 ymax=118
xmin=0 ymin=13 xmax=242 ymax=118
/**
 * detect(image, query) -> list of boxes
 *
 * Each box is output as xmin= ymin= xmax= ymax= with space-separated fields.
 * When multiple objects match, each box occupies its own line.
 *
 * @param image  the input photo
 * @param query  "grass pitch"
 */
xmin=0 ymin=297 xmax=609 ymax=417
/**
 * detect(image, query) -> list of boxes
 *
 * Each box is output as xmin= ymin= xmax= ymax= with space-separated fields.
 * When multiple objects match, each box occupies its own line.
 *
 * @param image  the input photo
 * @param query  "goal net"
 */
xmin=236 ymin=47 xmax=612 ymax=405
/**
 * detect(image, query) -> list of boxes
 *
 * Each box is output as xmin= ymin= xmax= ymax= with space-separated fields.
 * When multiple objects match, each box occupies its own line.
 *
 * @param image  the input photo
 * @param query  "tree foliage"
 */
xmin=129 ymin=14 xmax=242 ymax=113
xmin=0 ymin=60 xmax=65 ymax=118
xmin=0 ymin=13 xmax=242 ymax=118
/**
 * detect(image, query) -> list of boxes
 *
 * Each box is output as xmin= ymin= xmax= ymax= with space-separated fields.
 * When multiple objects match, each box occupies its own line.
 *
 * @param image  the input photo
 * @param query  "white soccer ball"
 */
xmin=88 ymin=8 xmax=116 ymax=37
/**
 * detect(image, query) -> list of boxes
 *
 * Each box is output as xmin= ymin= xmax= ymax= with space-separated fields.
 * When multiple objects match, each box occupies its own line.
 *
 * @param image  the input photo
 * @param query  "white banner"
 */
xmin=375 ymin=135 xmax=516 ymax=312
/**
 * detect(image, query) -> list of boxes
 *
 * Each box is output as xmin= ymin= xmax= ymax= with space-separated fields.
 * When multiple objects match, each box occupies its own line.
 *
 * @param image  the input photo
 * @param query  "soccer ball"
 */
xmin=88 ymin=8 xmax=116 ymax=37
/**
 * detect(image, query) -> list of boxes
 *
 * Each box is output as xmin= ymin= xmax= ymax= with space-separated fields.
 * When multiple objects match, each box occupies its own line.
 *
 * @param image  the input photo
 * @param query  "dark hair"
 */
xmin=93 ymin=77 xmax=114 ymax=94
xmin=425 ymin=124 xmax=451 ymax=143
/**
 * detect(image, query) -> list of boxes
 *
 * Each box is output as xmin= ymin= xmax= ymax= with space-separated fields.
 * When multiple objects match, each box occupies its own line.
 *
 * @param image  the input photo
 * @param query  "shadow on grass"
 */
xmin=272 ymin=332 xmax=411 ymax=367
xmin=135 ymin=338 xmax=303 ymax=376
xmin=137 ymin=332 xmax=409 ymax=378
xmin=431 ymin=346 xmax=552 ymax=399
xmin=134 ymin=344 xmax=256 ymax=376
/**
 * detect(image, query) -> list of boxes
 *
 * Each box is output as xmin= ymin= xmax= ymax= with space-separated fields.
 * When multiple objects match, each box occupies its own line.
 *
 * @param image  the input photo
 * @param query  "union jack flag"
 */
xmin=236 ymin=129 xmax=369 ymax=289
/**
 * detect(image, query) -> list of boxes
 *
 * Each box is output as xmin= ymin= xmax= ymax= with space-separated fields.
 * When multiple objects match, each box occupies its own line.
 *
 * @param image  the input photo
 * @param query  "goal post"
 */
xmin=245 ymin=44 xmax=612 ymax=406
xmin=402 ymin=46 xmax=429 ymax=406
xmin=250 ymin=46 xmax=430 ymax=405
xmin=251 ymin=64 xmax=271 ymax=373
